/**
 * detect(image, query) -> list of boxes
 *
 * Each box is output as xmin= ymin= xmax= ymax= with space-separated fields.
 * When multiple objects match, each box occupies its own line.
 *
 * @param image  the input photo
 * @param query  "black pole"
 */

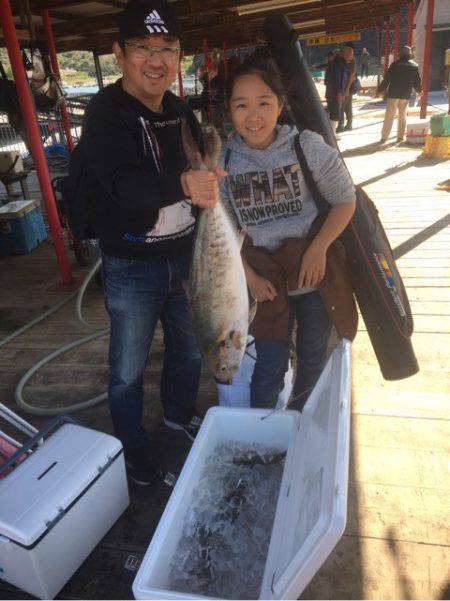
xmin=264 ymin=13 xmax=419 ymax=381
xmin=93 ymin=51 xmax=104 ymax=90
xmin=264 ymin=16 xmax=336 ymax=149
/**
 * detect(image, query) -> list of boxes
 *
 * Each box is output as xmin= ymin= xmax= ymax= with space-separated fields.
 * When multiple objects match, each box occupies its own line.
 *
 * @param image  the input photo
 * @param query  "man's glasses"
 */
xmin=124 ymin=42 xmax=180 ymax=61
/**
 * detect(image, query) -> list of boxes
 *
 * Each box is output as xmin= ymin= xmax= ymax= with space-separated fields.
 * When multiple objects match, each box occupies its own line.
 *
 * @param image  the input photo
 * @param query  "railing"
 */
xmin=0 ymin=93 xmax=92 ymax=168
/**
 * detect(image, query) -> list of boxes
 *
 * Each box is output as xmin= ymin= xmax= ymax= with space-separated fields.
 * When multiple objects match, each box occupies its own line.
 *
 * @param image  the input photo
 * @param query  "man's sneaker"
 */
xmin=164 ymin=411 xmax=203 ymax=442
xmin=343 ymin=123 xmax=353 ymax=131
xmin=336 ymin=125 xmax=345 ymax=133
xmin=124 ymin=447 xmax=162 ymax=486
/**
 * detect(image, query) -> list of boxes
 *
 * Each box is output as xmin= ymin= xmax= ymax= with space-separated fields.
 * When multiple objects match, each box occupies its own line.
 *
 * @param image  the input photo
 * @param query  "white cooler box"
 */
xmin=406 ymin=120 xmax=430 ymax=145
xmin=133 ymin=339 xmax=351 ymax=600
xmin=0 ymin=419 xmax=129 ymax=599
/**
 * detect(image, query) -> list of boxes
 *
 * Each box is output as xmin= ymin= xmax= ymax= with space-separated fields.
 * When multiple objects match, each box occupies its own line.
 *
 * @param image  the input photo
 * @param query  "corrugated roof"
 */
xmin=7 ymin=0 xmax=407 ymax=54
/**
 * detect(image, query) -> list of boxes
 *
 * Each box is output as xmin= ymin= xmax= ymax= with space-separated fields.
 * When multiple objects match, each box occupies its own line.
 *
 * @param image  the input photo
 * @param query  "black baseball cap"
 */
xmin=118 ymin=0 xmax=180 ymax=40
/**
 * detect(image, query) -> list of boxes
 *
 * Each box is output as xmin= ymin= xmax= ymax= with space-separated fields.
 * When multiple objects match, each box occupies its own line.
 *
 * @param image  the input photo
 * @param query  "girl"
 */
xmin=220 ymin=56 xmax=357 ymax=410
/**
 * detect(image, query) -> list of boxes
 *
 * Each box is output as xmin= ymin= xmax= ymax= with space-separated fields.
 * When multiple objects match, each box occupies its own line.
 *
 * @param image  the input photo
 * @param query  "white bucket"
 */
xmin=216 ymin=338 xmax=294 ymax=410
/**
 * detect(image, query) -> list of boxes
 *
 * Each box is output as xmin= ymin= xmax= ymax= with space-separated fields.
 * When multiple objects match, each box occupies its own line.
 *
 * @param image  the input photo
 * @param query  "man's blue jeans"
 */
xmin=102 ymin=252 xmax=201 ymax=451
xmin=251 ymin=291 xmax=332 ymax=411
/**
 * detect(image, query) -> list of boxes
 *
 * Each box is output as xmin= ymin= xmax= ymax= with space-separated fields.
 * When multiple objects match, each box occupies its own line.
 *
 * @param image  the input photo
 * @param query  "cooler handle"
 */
xmin=0 ymin=414 xmax=80 ymax=476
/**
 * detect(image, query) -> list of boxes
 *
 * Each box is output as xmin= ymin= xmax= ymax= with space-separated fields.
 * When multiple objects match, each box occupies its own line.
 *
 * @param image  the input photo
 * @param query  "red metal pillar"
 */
xmin=0 ymin=0 xmax=73 ymax=284
xmin=376 ymin=25 xmax=382 ymax=88
xmin=407 ymin=1 xmax=414 ymax=46
xmin=420 ymin=0 xmax=435 ymax=119
xmin=41 ymin=9 xmax=74 ymax=153
xmin=177 ymin=70 xmax=184 ymax=99
xmin=384 ymin=18 xmax=391 ymax=73
xmin=394 ymin=12 xmax=400 ymax=60
xmin=223 ymin=42 xmax=228 ymax=79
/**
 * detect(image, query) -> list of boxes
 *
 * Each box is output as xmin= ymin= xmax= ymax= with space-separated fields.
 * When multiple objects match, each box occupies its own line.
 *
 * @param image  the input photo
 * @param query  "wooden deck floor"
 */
xmin=0 ymin=95 xmax=449 ymax=600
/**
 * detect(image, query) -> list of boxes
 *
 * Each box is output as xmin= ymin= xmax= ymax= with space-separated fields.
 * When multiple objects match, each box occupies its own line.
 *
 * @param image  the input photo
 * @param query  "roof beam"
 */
xmin=41 ymin=11 xmax=118 ymax=37
xmin=175 ymin=0 xmax=353 ymax=17
xmin=42 ymin=0 xmax=403 ymax=41
xmin=29 ymin=0 xmax=93 ymax=9
xmin=95 ymin=0 xmax=125 ymax=7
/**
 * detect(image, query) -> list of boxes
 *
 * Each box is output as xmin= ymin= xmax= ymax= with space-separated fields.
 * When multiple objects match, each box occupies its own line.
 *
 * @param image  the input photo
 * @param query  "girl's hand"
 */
xmin=248 ymin=274 xmax=277 ymax=303
xmin=298 ymin=242 xmax=327 ymax=289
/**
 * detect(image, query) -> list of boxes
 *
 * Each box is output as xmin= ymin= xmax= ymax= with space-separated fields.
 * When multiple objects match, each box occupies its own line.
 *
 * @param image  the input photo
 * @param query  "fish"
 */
xmin=181 ymin=122 xmax=250 ymax=383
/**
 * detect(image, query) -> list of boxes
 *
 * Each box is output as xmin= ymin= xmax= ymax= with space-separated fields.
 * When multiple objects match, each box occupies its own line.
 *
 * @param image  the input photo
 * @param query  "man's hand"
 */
xmin=298 ymin=242 xmax=327 ymax=289
xmin=181 ymin=167 xmax=227 ymax=209
xmin=248 ymin=273 xmax=277 ymax=303
xmin=337 ymin=93 xmax=344 ymax=103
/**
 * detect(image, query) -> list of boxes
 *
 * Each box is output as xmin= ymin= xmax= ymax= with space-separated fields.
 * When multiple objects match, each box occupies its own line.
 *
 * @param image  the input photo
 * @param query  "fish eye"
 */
xmin=220 ymin=365 xmax=228 ymax=372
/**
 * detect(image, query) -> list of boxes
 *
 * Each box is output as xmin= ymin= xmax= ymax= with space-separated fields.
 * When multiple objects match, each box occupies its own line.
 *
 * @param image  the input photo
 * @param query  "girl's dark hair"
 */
xmin=226 ymin=54 xmax=286 ymax=105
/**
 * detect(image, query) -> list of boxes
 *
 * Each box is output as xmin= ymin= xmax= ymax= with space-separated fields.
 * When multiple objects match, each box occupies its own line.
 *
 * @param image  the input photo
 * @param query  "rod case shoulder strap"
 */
xmin=221 ymin=147 xmax=243 ymax=233
xmin=224 ymin=147 xmax=232 ymax=171
xmin=293 ymin=132 xmax=330 ymax=218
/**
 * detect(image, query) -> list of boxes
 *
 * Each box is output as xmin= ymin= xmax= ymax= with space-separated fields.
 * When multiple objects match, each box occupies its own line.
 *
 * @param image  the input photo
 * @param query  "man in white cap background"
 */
xmin=378 ymin=45 xmax=422 ymax=143
xmin=80 ymin=0 xmax=225 ymax=486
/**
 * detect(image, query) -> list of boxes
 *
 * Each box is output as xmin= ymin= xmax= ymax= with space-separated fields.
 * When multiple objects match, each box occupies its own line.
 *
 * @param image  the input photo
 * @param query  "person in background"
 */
xmin=325 ymin=48 xmax=349 ymax=137
xmin=315 ymin=49 xmax=337 ymax=71
xmin=378 ymin=45 xmax=422 ymax=143
xmin=359 ymin=47 xmax=370 ymax=78
xmin=199 ymin=47 xmax=226 ymax=125
xmin=322 ymin=50 xmax=337 ymax=112
xmin=226 ymin=55 xmax=241 ymax=79
xmin=81 ymin=0 xmax=224 ymax=485
xmin=337 ymin=42 xmax=356 ymax=132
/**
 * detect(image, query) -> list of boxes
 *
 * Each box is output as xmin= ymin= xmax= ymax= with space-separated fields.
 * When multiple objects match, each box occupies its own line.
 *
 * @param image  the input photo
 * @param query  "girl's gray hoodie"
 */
xmin=219 ymin=124 xmax=355 ymax=251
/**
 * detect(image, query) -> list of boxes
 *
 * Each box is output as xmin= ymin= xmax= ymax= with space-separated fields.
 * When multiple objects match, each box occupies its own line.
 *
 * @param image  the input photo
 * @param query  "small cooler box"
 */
xmin=133 ymin=340 xmax=351 ymax=600
xmin=406 ymin=120 xmax=430 ymax=145
xmin=0 ymin=199 xmax=47 ymax=255
xmin=0 ymin=411 xmax=129 ymax=600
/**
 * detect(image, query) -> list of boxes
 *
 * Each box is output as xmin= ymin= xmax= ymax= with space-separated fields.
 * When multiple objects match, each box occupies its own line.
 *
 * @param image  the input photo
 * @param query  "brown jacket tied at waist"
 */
xmin=242 ymin=236 xmax=358 ymax=341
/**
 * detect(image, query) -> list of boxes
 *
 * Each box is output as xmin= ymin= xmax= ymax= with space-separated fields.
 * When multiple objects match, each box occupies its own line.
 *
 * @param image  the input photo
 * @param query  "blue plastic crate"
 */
xmin=0 ymin=200 xmax=47 ymax=255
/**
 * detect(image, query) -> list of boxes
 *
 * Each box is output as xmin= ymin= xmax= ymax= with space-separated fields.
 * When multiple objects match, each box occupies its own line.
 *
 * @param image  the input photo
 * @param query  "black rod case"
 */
xmin=264 ymin=13 xmax=418 ymax=381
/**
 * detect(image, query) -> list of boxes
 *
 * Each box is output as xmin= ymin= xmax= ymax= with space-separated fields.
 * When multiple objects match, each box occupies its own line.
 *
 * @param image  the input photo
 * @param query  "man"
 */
xmin=378 ymin=45 xmax=422 ymax=143
xmin=325 ymin=48 xmax=349 ymax=137
xmin=359 ymin=47 xmax=371 ymax=78
xmin=337 ymin=42 xmax=356 ymax=132
xmin=81 ymin=0 xmax=224 ymax=485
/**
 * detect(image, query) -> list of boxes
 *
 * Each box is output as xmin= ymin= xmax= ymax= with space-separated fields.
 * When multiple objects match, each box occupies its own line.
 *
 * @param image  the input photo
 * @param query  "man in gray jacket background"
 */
xmin=378 ymin=45 xmax=422 ymax=143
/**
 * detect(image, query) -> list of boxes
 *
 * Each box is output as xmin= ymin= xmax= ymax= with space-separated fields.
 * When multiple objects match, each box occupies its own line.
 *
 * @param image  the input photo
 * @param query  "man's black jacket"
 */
xmin=80 ymin=79 xmax=202 ymax=260
xmin=379 ymin=58 xmax=422 ymax=100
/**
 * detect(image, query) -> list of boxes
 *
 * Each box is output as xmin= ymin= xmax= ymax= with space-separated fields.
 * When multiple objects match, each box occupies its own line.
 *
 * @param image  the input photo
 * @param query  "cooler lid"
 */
xmin=262 ymin=340 xmax=351 ymax=600
xmin=0 ymin=423 xmax=122 ymax=547
xmin=0 ymin=199 xmax=37 ymax=220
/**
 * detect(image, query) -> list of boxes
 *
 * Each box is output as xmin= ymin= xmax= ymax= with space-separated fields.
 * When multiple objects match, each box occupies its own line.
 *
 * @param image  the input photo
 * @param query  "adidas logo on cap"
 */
xmin=145 ymin=10 xmax=168 ymax=33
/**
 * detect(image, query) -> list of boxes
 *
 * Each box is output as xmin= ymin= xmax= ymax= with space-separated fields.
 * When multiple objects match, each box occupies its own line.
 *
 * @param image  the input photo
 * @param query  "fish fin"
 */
xmin=249 ymin=299 xmax=257 ymax=325
xmin=201 ymin=125 xmax=222 ymax=170
xmin=181 ymin=119 xmax=204 ymax=170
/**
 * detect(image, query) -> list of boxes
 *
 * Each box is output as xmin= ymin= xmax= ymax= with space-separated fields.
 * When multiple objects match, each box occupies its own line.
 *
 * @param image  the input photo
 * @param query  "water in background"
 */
xmin=64 ymin=76 xmax=197 ymax=98
xmin=64 ymin=85 xmax=99 ymax=96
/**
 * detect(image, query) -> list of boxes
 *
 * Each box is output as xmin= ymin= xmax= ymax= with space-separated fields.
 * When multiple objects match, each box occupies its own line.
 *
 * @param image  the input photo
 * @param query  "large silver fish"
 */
xmin=182 ymin=123 xmax=250 ymax=383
